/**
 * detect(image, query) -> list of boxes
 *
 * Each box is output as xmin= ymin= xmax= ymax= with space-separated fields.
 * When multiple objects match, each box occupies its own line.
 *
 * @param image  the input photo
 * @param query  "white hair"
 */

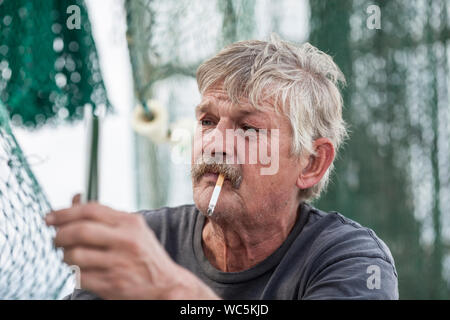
xmin=196 ymin=34 xmax=348 ymax=201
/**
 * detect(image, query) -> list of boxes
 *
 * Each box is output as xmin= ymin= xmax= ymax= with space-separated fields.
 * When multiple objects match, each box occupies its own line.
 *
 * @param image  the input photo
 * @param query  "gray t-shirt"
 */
xmin=65 ymin=203 xmax=399 ymax=299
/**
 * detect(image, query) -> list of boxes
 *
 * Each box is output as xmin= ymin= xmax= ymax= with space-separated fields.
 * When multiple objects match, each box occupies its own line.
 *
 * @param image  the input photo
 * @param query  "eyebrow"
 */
xmin=195 ymin=101 xmax=269 ymax=121
xmin=195 ymin=102 xmax=213 ymax=117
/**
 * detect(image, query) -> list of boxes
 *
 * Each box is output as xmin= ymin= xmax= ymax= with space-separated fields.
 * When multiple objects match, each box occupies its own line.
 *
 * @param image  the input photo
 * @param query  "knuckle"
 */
xmin=132 ymin=214 xmax=150 ymax=231
xmin=55 ymin=226 xmax=75 ymax=246
xmin=109 ymin=272 xmax=127 ymax=292
xmin=117 ymin=233 xmax=142 ymax=256
xmin=74 ymin=224 xmax=92 ymax=243
xmin=81 ymin=202 xmax=100 ymax=218
xmin=123 ymin=237 xmax=141 ymax=255
xmin=126 ymin=213 xmax=142 ymax=226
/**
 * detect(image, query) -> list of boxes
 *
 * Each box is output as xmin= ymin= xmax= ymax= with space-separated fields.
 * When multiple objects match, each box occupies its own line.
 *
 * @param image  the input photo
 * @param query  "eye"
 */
xmin=201 ymin=119 xmax=214 ymax=126
xmin=241 ymin=124 xmax=260 ymax=132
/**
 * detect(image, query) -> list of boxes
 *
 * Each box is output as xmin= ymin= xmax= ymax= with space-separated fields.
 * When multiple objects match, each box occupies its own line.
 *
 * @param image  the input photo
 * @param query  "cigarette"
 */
xmin=207 ymin=173 xmax=225 ymax=216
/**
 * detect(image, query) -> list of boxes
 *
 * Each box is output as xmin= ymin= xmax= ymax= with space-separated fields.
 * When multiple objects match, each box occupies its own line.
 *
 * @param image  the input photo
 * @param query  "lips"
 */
xmin=191 ymin=163 xmax=242 ymax=189
xmin=202 ymin=172 xmax=219 ymax=179
xmin=201 ymin=172 xmax=221 ymax=184
xmin=201 ymin=172 xmax=231 ymax=186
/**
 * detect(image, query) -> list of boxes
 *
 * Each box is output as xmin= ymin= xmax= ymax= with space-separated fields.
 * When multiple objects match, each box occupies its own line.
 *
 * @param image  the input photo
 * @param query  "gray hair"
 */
xmin=196 ymin=34 xmax=348 ymax=202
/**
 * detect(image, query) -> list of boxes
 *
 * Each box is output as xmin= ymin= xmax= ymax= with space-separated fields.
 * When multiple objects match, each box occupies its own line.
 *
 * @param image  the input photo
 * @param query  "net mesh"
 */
xmin=0 ymin=0 xmax=110 ymax=128
xmin=0 ymin=100 xmax=73 ymax=299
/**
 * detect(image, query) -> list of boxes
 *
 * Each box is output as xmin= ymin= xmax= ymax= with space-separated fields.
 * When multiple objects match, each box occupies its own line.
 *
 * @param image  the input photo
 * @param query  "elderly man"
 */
xmin=47 ymin=35 xmax=399 ymax=300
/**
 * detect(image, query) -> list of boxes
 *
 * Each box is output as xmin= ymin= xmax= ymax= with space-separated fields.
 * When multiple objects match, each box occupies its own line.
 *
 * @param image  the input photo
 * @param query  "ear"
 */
xmin=296 ymin=138 xmax=335 ymax=190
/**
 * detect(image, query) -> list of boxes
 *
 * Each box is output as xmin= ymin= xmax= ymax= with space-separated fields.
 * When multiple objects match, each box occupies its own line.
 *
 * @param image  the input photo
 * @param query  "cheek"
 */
xmin=234 ymin=135 xmax=264 ymax=165
xmin=192 ymin=130 xmax=204 ymax=163
xmin=235 ymin=137 xmax=253 ymax=164
xmin=241 ymin=155 xmax=298 ymax=197
xmin=192 ymin=181 xmax=214 ymax=205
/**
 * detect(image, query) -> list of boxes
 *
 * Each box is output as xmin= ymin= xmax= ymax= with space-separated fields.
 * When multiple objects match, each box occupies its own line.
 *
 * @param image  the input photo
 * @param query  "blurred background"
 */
xmin=0 ymin=0 xmax=449 ymax=299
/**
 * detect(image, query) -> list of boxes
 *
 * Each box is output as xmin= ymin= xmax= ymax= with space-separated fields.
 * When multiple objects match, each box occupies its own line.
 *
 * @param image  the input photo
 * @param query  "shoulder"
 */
xmin=303 ymin=204 xmax=396 ymax=270
xmin=136 ymin=204 xmax=199 ymax=239
xmin=137 ymin=203 xmax=198 ymax=222
xmin=298 ymin=204 xmax=399 ymax=299
xmin=135 ymin=204 xmax=201 ymax=257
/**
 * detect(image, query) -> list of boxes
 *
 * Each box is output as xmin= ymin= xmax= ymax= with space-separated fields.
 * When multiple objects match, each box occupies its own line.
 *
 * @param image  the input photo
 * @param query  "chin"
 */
xmin=192 ymin=178 xmax=243 ymax=220
xmin=193 ymin=197 xmax=209 ymax=217
xmin=193 ymin=193 xmax=238 ymax=223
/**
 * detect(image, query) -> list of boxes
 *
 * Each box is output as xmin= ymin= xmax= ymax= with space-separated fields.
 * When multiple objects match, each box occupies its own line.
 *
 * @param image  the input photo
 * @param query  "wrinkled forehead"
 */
xmin=196 ymin=84 xmax=279 ymax=118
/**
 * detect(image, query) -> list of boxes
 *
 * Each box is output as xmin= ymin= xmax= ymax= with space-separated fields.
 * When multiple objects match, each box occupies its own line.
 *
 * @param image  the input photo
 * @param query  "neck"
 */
xmin=201 ymin=201 xmax=301 ymax=272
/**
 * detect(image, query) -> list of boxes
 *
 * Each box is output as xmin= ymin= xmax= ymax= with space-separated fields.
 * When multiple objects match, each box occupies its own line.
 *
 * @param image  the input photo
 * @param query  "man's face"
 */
xmin=191 ymin=86 xmax=303 ymax=224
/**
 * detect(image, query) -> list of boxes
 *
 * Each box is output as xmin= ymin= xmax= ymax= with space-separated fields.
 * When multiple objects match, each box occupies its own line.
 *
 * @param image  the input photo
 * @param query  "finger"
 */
xmin=63 ymin=247 xmax=116 ymax=269
xmin=46 ymin=202 xmax=124 ymax=227
xmin=54 ymin=221 xmax=120 ymax=249
xmin=80 ymin=269 xmax=140 ymax=300
xmin=72 ymin=193 xmax=82 ymax=207
xmin=79 ymin=268 xmax=111 ymax=298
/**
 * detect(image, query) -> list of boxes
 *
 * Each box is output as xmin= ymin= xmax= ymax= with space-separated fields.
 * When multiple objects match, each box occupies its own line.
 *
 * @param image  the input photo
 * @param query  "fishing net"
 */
xmin=0 ymin=100 xmax=73 ymax=299
xmin=0 ymin=0 xmax=109 ymax=299
xmin=0 ymin=0 xmax=110 ymax=128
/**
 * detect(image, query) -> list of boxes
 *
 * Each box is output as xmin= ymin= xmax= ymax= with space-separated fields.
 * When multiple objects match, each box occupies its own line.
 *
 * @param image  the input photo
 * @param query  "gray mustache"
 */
xmin=191 ymin=161 xmax=243 ymax=189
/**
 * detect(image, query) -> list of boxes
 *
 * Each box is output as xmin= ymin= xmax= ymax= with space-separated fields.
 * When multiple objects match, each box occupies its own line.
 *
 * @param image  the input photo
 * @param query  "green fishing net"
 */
xmin=0 ymin=0 xmax=110 ymax=128
xmin=0 ymin=100 xmax=73 ymax=299
xmin=0 ymin=0 xmax=109 ymax=298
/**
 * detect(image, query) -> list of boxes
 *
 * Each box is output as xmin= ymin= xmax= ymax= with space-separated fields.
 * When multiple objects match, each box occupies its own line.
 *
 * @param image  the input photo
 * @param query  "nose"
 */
xmin=202 ymin=120 xmax=234 ymax=163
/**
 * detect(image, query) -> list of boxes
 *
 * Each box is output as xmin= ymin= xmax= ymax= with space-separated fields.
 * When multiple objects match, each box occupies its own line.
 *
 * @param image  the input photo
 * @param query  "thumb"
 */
xmin=71 ymin=193 xmax=82 ymax=207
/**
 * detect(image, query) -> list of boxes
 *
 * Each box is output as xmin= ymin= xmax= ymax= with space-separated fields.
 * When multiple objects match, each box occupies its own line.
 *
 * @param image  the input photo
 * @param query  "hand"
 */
xmin=45 ymin=202 xmax=219 ymax=300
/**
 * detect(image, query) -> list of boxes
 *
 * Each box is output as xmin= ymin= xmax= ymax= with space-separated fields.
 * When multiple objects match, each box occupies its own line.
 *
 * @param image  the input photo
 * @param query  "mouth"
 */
xmin=192 ymin=164 xmax=243 ymax=189
xmin=202 ymin=172 xmax=219 ymax=180
xmin=200 ymin=172 xmax=232 ymax=188
xmin=201 ymin=172 xmax=226 ymax=186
